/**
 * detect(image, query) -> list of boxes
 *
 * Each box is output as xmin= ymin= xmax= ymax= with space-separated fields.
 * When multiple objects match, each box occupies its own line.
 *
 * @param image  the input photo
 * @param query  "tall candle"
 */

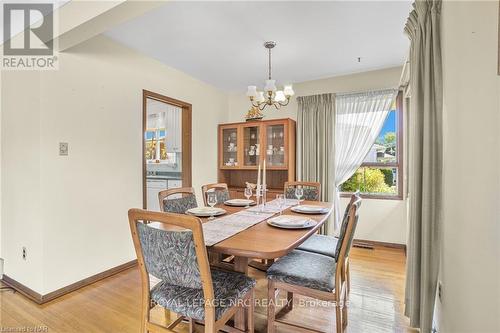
xmin=256 ymin=160 xmax=261 ymax=194
xmin=263 ymin=159 xmax=266 ymax=189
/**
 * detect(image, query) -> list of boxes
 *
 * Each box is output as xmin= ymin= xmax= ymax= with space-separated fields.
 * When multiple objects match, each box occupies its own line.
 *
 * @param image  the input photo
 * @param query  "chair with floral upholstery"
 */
xmin=266 ymin=195 xmax=361 ymax=333
xmin=129 ymin=209 xmax=256 ymax=333
xmin=284 ymin=181 xmax=321 ymax=201
xmin=201 ymin=183 xmax=230 ymax=206
xmin=158 ymin=187 xmax=198 ymax=214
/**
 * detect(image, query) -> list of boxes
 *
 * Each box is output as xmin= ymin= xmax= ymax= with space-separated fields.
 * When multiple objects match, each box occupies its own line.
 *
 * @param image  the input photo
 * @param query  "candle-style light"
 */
xmin=247 ymin=41 xmax=295 ymax=112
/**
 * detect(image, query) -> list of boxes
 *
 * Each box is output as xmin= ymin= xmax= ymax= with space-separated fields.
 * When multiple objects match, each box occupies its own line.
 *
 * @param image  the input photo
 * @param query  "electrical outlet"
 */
xmin=59 ymin=142 xmax=68 ymax=156
xmin=22 ymin=247 xmax=27 ymax=260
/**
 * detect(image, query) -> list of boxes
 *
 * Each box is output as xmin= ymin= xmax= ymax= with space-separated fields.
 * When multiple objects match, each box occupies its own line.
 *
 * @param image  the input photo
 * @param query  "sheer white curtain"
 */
xmin=332 ymin=89 xmax=398 ymax=231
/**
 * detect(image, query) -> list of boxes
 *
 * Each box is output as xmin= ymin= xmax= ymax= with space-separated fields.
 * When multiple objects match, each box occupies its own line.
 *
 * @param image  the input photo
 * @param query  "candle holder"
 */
xmin=255 ymin=185 xmax=262 ymax=210
xmin=262 ymin=184 xmax=267 ymax=207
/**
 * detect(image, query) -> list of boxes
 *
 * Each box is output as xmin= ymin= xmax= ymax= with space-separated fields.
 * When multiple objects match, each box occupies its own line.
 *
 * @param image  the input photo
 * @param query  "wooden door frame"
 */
xmin=142 ymin=90 xmax=192 ymax=209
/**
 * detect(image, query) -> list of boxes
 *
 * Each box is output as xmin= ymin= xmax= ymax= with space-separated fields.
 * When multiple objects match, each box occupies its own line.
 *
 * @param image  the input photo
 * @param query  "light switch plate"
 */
xmin=59 ymin=142 xmax=68 ymax=156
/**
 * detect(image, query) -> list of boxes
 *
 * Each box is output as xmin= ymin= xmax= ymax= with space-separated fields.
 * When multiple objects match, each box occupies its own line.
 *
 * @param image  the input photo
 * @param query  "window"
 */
xmin=341 ymin=92 xmax=403 ymax=199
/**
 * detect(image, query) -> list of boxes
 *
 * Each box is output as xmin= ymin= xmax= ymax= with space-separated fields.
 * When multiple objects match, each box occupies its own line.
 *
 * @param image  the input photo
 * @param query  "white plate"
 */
xmin=291 ymin=205 xmax=330 ymax=214
xmin=267 ymin=215 xmax=317 ymax=229
xmin=186 ymin=207 xmax=226 ymax=217
xmin=224 ymin=199 xmax=256 ymax=207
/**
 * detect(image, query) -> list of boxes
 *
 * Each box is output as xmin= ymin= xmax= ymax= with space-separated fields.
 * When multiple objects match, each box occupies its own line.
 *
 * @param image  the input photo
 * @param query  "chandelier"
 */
xmin=246 ymin=41 xmax=294 ymax=111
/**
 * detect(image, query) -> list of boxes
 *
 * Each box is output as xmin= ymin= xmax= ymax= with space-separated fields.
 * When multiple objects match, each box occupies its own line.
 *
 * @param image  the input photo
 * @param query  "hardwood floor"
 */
xmin=0 ymin=246 xmax=414 ymax=332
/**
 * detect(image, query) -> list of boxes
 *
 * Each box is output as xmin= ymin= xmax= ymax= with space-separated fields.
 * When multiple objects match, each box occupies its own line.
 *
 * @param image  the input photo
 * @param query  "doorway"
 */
xmin=142 ymin=90 xmax=192 ymax=210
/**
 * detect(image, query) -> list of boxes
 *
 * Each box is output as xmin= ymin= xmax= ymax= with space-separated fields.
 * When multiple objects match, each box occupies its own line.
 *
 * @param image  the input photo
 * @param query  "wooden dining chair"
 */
xmin=158 ymin=187 xmax=198 ymax=214
xmin=296 ymin=191 xmax=361 ymax=294
xmin=284 ymin=181 xmax=321 ymax=201
xmin=201 ymin=183 xmax=230 ymax=206
xmin=129 ymin=209 xmax=256 ymax=333
xmin=266 ymin=195 xmax=361 ymax=333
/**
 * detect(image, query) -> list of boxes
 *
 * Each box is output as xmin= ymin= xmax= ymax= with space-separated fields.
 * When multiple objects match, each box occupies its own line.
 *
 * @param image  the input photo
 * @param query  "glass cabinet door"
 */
xmin=243 ymin=125 xmax=260 ymax=167
xmin=221 ymin=127 xmax=238 ymax=167
xmin=265 ymin=123 xmax=286 ymax=167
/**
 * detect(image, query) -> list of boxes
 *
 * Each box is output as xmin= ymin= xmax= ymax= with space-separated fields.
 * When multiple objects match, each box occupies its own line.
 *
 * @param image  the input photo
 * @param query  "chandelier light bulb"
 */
xmin=264 ymin=79 xmax=277 ymax=93
xmin=256 ymin=91 xmax=265 ymax=103
xmin=275 ymin=90 xmax=286 ymax=102
xmin=246 ymin=85 xmax=257 ymax=98
xmin=283 ymin=85 xmax=295 ymax=97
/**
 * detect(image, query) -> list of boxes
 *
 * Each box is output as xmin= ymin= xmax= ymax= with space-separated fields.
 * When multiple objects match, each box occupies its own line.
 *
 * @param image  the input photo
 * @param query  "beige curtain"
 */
xmin=296 ymin=94 xmax=335 ymax=235
xmin=404 ymin=1 xmax=443 ymax=332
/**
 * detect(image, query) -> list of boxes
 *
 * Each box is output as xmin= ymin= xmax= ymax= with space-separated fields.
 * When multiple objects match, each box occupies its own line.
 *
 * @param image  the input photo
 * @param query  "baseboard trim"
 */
xmin=354 ymin=238 xmax=406 ymax=252
xmin=1 ymin=274 xmax=43 ymax=303
xmin=1 ymin=260 xmax=137 ymax=304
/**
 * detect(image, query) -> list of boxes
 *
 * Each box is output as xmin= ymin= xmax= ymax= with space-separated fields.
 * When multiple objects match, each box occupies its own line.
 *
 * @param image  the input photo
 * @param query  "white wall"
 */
xmin=1 ymin=70 xmax=45 ymax=291
xmin=228 ymin=67 xmax=407 ymax=244
xmin=1 ymin=35 xmax=228 ymax=294
xmin=439 ymin=1 xmax=500 ymax=331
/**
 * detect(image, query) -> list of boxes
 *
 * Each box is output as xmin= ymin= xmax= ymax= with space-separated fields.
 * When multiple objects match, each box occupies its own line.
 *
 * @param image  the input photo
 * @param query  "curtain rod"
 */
xmin=296 ymin=87 xmax=399 ymax=99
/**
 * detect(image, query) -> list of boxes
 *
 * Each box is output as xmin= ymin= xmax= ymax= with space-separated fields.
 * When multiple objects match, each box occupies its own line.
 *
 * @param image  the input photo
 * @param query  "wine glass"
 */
xmin=207 ymin=192 xmax=217 ymax=220
xmin=244 ymin=187 xmax=252 ymax=208
xmin=276 ymin=194 xmax=285 ymax=215
xmin=295 ymin=187 xmax=304 ymax=206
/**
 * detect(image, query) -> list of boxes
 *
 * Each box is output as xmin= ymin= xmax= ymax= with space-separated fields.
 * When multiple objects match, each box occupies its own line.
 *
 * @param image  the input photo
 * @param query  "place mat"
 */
xmin=203 ymin=210 xmax=274 ymax=246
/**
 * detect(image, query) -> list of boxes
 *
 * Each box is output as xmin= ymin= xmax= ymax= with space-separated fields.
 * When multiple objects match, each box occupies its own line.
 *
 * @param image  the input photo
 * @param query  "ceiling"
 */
xmin=105 ymin=1 xmax=412 ymax=92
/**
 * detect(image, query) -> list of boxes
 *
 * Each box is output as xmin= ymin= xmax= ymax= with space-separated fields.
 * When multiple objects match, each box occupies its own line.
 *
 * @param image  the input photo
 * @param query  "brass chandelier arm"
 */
xmin=252 ymin=96 xmax=291 ymax=111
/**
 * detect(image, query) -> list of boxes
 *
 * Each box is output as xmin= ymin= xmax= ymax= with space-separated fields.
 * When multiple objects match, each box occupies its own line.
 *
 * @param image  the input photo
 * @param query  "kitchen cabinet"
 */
xmin=167 ymin=179 xmax=182 ymax=189
xmin=165 ymin=108 xmax=182 ymax=152
xmin=146 ymin=178 xmax=183 ymax=211
xmin=146 ymin=179 xmax=167 ymax=211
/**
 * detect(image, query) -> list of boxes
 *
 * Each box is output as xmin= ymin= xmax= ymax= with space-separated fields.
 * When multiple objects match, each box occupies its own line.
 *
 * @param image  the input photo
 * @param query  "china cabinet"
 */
xmin=218 ymin=118 xmax=295 ymax=197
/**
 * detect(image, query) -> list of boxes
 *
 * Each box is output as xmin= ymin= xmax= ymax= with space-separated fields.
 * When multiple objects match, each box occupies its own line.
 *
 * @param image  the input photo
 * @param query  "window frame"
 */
xmin=340 ymin=91 xmax=404 ymax=200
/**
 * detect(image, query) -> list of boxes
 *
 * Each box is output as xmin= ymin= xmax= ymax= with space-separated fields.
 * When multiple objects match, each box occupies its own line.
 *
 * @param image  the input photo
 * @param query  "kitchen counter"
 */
xmin=146 ymin=175 xmax=182 ymax=180
xmin=146 ymin=171 xmax=182 ymax=181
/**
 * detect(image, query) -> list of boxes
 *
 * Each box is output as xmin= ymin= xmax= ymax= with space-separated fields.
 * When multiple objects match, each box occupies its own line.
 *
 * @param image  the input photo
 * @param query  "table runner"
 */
xmin=202 ymin=198 xmax=300 ymax=246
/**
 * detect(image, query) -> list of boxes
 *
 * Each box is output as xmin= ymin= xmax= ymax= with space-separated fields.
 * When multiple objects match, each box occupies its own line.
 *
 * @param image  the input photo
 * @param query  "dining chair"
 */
xmin=295 ymin=191 xmax=361 ymax=294
xmin=284 ymin=181 xmax=321 ymax=201
xmin=266 ymin=195 xmax=361 ymax=333
xmin=158 ymin=187 xmax=198 ymax=214
xmin=201 ymin=183 xmax=230 ymax=206
xmin=129 ymin=209 xmax=256 ymax=333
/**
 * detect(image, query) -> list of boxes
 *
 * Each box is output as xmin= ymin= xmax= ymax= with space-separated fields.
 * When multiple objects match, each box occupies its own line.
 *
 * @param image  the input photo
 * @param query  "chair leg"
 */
xmin=247 ymin=290 xmax=255 ymax=333
xmin=188 ymin=318 xmax=194 ymax=333
xmin=164 ymin=308 xmax=171 ymax=325
xmin=285 ymin=291 xmax=293 ymax=311
xmin=342 ymin=294 xmax=348 ymax=329
xmin=204 ymin=321 xmax=216 ymax=333
xmin=335 ymin=302 xmax=343 ymax=333
xmin=267 ymin=279 xmax=276 ymax=333
xmin=346 ymin=262 xmax=351 ymax=294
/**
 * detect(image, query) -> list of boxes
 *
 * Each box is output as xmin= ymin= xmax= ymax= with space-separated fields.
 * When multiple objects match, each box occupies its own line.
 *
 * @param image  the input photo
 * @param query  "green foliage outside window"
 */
xmin=341 ymin=167 xmax=396 ymax=194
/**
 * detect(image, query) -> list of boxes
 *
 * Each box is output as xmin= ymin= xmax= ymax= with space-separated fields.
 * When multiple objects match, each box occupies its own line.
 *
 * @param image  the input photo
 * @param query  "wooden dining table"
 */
xmin=205 ymin=200 xmax=333 ymax=331
xmin=207 ymin=200 xmax=333 ymax=272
